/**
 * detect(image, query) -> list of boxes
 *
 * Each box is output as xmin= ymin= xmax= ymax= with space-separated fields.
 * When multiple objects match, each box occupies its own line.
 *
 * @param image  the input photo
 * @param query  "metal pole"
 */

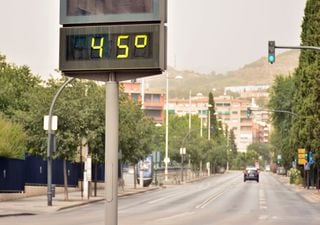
xmin=276 ymin=45 xmax=320 ymax=51
xmin=208 ymin=110 xmax=211 ymax=140
xmin=165 ymin=72 xmax=169 ymax=181
xmin=47 ymin=77 xmax=75 ymax=206
xmin=105 ymin=73 xmax=119 ymax=225
xmin=200 ymin=113 xmax=203 ymax=137
xmin=181 ymin=154 xmax=184 ymax=183
xmin=189 ymin=90 xmax=192 ymax=132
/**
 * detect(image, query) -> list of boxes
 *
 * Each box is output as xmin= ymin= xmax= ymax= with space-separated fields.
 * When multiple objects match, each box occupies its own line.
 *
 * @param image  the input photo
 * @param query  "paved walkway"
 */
xmin=0 ymin=186 xmax=160 ymax=217
xmin=272 ymin=173 xmax=320 ymax=203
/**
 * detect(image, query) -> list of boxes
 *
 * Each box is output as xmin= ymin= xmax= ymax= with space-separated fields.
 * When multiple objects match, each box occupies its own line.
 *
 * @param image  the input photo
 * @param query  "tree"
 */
xmin=247 ymin=143 xmax=272 ymax=168
xmin=0 ymin=54 xmax=40 ymax=117
xmin=208 ymin=92 xmax=220 ymax=140
xmin=0 ymin=114 xmax=26 ymax=159
xmin=291 ymin=0 xmax=320 ymax=167
xmin=269 ymin=75 xmax=294 ymax=169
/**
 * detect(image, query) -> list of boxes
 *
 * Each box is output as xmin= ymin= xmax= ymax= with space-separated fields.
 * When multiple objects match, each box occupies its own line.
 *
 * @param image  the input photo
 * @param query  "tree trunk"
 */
xmin=63 ymin=159 xmax=69 ymax=201
xmin=94 ymin=161 xmax=97 ymax=197
xmin=134 ymin=163 xmax=137 ymax=189
xmin=80 ymin=143 xmax=83 ymax=199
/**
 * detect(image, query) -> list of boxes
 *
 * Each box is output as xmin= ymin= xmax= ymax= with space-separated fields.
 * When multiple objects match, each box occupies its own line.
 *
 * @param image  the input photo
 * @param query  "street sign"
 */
xmin=298 ymin=148 xmax=307 ymax=165
xmin=44 ymin=115 xmax=58 ymax=131
xmin=180 ymin=147 xmax=186 ymax=155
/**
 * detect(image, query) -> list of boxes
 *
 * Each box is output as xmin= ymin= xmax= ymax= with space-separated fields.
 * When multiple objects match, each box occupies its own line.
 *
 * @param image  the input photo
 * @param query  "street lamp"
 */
xmin=180 ymin=147 xmax=186 ymax=183
xmin=207 ymin=104 xmax=213 ymax=140
xmin=164 ymin=72 xmax=182 ymax=182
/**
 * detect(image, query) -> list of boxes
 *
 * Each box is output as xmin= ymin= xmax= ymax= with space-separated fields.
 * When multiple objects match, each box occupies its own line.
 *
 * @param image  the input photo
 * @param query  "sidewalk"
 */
xmin=0 ymin=186 xmax=160 ymax=217
xmin=0 ymin=174 xmax=212 ymax=217
xmin=272 ymin=173 xmax=320 ymax=203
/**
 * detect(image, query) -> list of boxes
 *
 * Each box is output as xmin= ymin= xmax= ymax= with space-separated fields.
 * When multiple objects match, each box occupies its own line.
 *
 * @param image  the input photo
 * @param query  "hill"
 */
xmin=144 ymin=50 xmax=299 ymax=98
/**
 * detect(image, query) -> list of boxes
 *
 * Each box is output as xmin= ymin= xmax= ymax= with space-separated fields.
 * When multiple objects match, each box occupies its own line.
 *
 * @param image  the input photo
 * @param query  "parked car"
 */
xmin=244 ymin=167 xmax=259 ymax=182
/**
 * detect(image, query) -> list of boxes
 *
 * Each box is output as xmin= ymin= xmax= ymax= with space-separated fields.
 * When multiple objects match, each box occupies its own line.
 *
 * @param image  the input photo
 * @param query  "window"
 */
xmin=144 ymin=94 xmax=152 ymax=102
xmin=153 ymin=94 xmax=160 ymax=102
xmin=131 ymin=93 xmax=140 ymax=101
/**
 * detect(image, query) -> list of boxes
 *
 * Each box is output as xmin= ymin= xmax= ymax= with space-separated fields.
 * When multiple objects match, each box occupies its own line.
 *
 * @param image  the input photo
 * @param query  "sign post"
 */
xmin=59 ymin=1 xmax=167 ymax=224
xmin=298 ymin=148 xmax=307 ymax=165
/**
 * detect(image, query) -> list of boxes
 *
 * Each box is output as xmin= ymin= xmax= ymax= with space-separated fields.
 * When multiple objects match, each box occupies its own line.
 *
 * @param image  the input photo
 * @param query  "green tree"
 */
xmin=269 ymin=75 xmax=294 ymax=168
xmin=291 ymin=0 xmax=320 ymax=166
xmin=0 ymin=54 xmax=40 ymax=117
xmin=0 ymin=114 xmax=26 ymax=159
xmin=208 ymin=92 xmax=220 ymax=140
xmin=247 ymin=143 xmax=272 ymax=169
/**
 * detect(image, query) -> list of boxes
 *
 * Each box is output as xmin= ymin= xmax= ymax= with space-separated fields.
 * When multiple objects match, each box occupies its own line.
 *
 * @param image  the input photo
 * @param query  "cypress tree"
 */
xmin=291 ymin=0 xmax=320 ymax=161
xmin=208 ymin=92 xmax=219 ymax=139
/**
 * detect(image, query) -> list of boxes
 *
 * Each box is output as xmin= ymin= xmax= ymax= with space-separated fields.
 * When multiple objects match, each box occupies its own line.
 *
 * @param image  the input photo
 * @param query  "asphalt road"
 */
xmin=2 ymin=171 xmax=320 ymax=225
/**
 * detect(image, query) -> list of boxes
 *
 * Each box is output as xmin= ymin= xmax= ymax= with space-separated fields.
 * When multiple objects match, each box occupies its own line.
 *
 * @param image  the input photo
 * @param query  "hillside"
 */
xmin=144 ymin=50 xmax=299 ymax=98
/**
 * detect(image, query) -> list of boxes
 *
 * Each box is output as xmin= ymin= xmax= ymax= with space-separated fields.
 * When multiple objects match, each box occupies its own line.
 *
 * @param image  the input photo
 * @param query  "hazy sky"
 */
xmin=0 ymin=0 xmax=306 ymax=79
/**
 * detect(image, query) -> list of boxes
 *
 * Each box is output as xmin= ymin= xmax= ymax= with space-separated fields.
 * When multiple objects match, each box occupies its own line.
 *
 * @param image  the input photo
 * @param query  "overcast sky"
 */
xmin=0 ymin=0 xmax=306 ymax=79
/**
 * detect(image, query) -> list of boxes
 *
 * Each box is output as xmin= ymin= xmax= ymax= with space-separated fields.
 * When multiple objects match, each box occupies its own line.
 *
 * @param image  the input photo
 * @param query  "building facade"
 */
xmin=122 ymin=82 xmax=165 ymax=124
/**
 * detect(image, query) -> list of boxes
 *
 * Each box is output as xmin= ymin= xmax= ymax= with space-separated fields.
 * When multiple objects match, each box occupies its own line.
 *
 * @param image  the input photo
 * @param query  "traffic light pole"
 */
xmin=268 ymin=41 xmax=320 ymax=64
xmin=275 ymin=45 xmax=320 ymax=52
xmin=248 ymin=108 xmax=298 ymax=117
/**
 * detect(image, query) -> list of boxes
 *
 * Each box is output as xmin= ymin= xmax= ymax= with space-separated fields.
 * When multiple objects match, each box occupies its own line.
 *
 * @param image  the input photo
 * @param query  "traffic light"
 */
xmin=246 ymin=107 xmax=252 ymax=119
xmin=305 ymin=151 xmax=309 ymax=162
xmin=268 ymin=41 xmax=276 ymax=64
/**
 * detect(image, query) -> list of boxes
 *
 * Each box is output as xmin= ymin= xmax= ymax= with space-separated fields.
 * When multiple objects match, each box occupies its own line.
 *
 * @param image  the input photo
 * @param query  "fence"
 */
xmin=0 ymin=157 xmax=25 ymax=192
xmin=0 ymin=156 xmax=85 ymax=192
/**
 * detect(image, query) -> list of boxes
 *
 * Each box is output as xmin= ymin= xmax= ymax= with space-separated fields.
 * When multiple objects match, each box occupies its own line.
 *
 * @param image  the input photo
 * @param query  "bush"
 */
xmin=287 ymin=168 xmax=302 ymax=185
xmin=0 ymin=115 xmax=26 ymax=159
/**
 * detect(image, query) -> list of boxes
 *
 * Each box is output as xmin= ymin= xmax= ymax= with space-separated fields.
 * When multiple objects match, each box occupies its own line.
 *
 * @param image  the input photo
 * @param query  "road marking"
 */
xmin=148 ymin=193 xmax=181 ymax=204
xmin=195 ymin=191 xmax=225 ymax=209
xmin=154 ymin=211 xmax=195 ymax=222
xmin=259 ymin=215 xmax=268 ymax=220
xmin=259 ymin=189 xmax=268 ymax=210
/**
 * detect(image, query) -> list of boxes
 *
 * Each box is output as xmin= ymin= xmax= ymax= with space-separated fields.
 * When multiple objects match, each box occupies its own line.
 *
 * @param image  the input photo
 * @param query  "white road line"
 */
xmin=154 ymin=211 xmax=195 ymax=222
xmin=259 ymin=189 xmax=268 ymax=210
xmin=148 ymin=193 xmax=181 ymax=204
xmin=195 ymin=191 xmax=225 ymax=209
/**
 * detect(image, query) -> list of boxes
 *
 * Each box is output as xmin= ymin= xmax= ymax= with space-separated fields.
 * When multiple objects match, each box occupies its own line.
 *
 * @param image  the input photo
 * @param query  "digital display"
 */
xmin=59 ymin=24 xmax=166 ymax=75
xmin=66 ymin=33 xmax=152 ymax=61
xmin=67 ymin=0 xmax=153 ymax=15
xmin=60 ymin=0 xmax=167 ymax=24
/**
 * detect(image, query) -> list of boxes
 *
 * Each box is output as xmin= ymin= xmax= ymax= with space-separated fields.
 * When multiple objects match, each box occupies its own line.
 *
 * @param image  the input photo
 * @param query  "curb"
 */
xmin=56 ymin=187 xmax=161 ymax=211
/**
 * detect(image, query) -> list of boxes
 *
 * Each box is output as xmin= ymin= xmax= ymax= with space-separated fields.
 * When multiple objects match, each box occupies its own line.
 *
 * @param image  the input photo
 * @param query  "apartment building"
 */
xmin=121 ymin=82 xmax=165 ymax=124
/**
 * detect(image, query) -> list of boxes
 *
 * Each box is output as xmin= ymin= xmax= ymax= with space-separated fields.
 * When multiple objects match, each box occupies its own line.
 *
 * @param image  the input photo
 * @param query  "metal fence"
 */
xmin=0 ymin=156 xmax=84 ymax=192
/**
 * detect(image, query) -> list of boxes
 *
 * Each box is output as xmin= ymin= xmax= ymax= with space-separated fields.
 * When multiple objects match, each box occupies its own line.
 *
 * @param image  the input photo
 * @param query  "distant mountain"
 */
xmin=143 ymin=50 xmax=300 ymax=98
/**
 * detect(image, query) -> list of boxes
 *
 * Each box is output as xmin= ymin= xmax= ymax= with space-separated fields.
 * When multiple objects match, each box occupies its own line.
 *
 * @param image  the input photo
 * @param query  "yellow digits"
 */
xmin=91 ymin=37 xmax=104 ymax=58
xmin=117 ymin=35 xmax=129 ymax=59
xmin=135 ymin=35 xmax=148 ymax=48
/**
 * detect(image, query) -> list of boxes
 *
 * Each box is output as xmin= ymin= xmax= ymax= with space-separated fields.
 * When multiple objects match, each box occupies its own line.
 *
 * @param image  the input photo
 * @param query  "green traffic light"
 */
xmin=268 ymin=55 xmax=275 ymax=63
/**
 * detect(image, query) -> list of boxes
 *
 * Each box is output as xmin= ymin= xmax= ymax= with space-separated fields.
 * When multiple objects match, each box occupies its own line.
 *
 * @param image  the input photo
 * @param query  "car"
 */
xmin=265 ymin=164 xmax=271 ymax=172
xmin=244 ymin=167 xmax=259 ymax=182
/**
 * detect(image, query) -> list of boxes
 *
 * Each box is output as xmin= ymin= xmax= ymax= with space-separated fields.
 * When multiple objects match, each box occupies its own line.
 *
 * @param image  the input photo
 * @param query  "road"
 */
xmin=2 ymin=171 xmax=320 ymax=225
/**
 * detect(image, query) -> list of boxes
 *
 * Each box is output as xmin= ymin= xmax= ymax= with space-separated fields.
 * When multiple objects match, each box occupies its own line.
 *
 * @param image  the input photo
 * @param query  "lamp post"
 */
xmin=207 ymin=104 xmax=213 ymax=140
xmin=180 ymin=147 xmax=186 ymax=183
xmin=164 ymin=72 xmax=169 ymax=181
xmin=188 ymin=90 xmax=192 ymax=132
xmin=164 ymin=73 xmax=182 ymax=182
